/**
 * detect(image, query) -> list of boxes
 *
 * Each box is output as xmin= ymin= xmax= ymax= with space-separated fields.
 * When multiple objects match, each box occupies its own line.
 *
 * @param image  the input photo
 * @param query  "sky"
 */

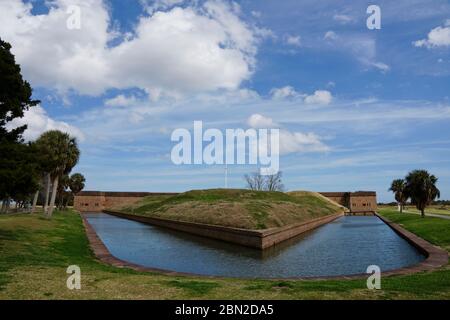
xmin=1 ymin=0 xmax=450 ymax=202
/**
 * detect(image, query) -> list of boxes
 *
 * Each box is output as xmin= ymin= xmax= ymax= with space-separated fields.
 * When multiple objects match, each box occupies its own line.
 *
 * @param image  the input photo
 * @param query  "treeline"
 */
xmin=380 ymin=200 xmax=449 ymax=206
xmin=0 ymin=38 xmax=85 ymax=217
xmin=433 ymin=200 xmax=450 ymax=205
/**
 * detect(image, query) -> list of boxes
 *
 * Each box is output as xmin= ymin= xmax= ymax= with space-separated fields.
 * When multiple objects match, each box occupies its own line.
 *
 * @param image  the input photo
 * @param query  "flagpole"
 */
xmin=225 ymin=164 xmax=228 ymax=189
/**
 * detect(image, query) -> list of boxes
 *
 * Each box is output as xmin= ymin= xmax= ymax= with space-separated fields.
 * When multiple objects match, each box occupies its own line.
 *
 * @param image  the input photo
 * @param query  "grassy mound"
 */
xmin=287 ymin=191 xmax=348 ymax=211
xmin=113 ymin=189 xmax=344 ymax=230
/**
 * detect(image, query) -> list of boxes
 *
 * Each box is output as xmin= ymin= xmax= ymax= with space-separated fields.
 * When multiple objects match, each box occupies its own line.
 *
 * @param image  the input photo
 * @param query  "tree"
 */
xmin=0 ymin=142 xmax=39 ymax=213
xmin=69 ymin=173 xmax=85 ymax=195
xmin=244 ymin=171 xmax=284 ymax=192
xmin=56 ymin=174 xmax=70 ymax=210
xmin=389 ymin=178 xmax=407 ymax=213
xmin=245 ymin=172 xmax=265 ymax=191
xmin=404 ymin=170 xmax=440 ymax=218
xmin=0 ymin=38 xmax=40 ymax=212
xmin=0 ymin=38 xmax=39 ymax=142
xmin=64 ymin=173 xmax=85 ymax=210
xmin=30 ymin=141 xmax=50 ymax=213
xmin=56 ymin=173 xmax=85 ymax=210
xmin=35 ymin=130 xmax=80 ymax=218
xmin=265 ymin=171 xmax=285 ymax=192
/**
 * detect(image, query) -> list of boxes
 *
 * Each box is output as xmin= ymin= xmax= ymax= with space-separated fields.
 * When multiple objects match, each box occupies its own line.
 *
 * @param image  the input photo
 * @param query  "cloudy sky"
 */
xmin=1 ymin=0 xmax=450 ymax=202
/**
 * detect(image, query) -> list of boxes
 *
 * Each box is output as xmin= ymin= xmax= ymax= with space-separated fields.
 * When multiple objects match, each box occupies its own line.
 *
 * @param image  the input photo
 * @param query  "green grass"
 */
xmin=0 ymin=208 xmax=449 ymax=299
xmin=115 ymin=189 xmax=343 ymax=230
xmin=404 ymin=207 xmax=450 ymax=216
xmin=377 ymin=208 xmax=450 ymax=252
xmin=379 ymin=205 xmax=450 ymax=217
xmin=165 ymin=280 xmax=221 ymax=295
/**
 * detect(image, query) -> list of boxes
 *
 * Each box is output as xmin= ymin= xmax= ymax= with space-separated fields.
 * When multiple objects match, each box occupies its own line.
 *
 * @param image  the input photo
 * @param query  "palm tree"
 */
xmin=67 ymin=173 xmax=85 ymax=209
xmin=389 ymin=178 xmax=408 ymax=213
xmin=404 ymin=170 xmax=440 ymax=218
xmin=56 ymin=174 xmax=70 ymax=210
xmin=34 ymin=135 xmax=57 ymax=214
xmin=69 ymin=173 xmax=86 ymax=195
xmin=35 ymin=130 xmax=80 ymax=218
xmin=29 ymin=141 xmax=49 ymax=213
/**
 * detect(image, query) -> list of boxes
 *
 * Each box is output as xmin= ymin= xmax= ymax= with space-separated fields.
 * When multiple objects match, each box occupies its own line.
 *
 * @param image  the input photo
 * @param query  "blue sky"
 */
xmin=1 ymin=0 xmax=450 ymax=202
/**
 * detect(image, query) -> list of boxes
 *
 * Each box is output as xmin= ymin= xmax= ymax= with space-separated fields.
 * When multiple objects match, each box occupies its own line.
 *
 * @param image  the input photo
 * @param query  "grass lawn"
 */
xmin=404 ymin=207 xmax=450 ymax=217
xmin=115 ymin=189 xmax=343 ymax=230
xmin=0 ymin=208 xmax=449 ymax=299
xmin=379 ymin=205 xmax=450 ymax=217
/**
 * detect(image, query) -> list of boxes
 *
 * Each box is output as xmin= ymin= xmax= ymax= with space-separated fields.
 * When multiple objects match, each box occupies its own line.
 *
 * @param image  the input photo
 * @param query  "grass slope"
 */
xmin=114 ymin=189 xmax=343 ymax=230
xmin=0 ymin=208 xmax=449 ymax=299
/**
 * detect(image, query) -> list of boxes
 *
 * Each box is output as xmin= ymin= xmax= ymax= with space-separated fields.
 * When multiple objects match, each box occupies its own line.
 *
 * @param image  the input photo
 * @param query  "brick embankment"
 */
xmin=81 ymin=212 xmax=448 ymax=280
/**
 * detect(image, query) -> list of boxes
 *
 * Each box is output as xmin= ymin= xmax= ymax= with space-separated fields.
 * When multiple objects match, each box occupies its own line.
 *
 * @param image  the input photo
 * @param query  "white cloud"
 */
xmin=304 ymin=90 xmax=333 ymax=105
xmin=270 ymin=86 xmax=300 ymax=100
xmin=324 ymin=30 xmax=337 ymax=40
xmin=196 ymin=88 xmax=260 ymax=104
xmin=414 ymin=22 xmax=450 ymax=48
xmin=284 ymin=34 xmax=301 ymax=47
xmin=270 ymin=87 xmax=333 ymax=105
xmin=279 ymin=130 xmax=329 ymax=154
xmin=6 ymin=105 xmax=84 ymax=142
xmin=370 ymin=62 xmax=390 ymax=73
xmin=140 ymin=0 xmax=185 ymax=14
xmin=333 ymin=14 xmax=354 ymax=24
xmin=105 ymin=94 xmax=138 ymax=107
xmin=251 ymin=10 xmax=261 ymax=18
xmin=246 ymin=114 xmax=329 ymax=155
xmin=0 ymin=0 xmax=111 ymax=96
xmin=322 ymin=31 xmax=389 ymax=73
xmin=0 ymin=0 xmax=263 ymax=98
xmin=247 ymin=113 xmax=275 ymax=128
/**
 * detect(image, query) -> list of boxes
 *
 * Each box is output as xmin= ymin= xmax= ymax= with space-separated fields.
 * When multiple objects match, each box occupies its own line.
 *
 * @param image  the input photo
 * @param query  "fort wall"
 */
xmin=74 ymin=191 xmax=177 ymax=212
xmin=319 ymin=191 xmax=377 ymax=213
xmin=75 ymin=190 xmax=377 ymax=213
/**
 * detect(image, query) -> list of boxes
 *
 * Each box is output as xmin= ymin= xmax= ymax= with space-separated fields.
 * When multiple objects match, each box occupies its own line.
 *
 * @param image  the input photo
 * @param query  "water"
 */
xmin=85 ymin=213 xmax=425 ymax=278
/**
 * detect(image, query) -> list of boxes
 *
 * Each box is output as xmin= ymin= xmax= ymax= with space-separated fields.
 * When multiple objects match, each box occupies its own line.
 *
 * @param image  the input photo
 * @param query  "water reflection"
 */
xmin=86 ymin=213 xmax=426 ymax=278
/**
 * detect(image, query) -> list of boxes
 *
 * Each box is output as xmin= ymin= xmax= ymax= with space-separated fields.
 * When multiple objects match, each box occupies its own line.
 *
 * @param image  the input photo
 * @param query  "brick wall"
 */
xmin=75 ymin=190 xmax=378 ymax=213
xmin=349 ymin=194 xmax=377 ymax=212
xmin=320 ymin=191 xmax=377 ymax=213
xmin=74 ymin=194 xmax=105 ymax=212
xmin=74 ymin=191 xmax=177 ymax=212
xmin=319 ymin=192 xmax=350 ymax=208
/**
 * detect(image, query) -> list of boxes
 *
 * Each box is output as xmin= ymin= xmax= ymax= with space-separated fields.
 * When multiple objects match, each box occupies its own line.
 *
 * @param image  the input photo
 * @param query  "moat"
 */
xmin=85 ymin=213 xmax=425 ymax=278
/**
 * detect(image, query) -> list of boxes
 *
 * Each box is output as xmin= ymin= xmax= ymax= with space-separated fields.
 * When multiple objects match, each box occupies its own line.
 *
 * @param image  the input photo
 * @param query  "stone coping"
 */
xmin=80 ymin=212 xmax=448 ymax=280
